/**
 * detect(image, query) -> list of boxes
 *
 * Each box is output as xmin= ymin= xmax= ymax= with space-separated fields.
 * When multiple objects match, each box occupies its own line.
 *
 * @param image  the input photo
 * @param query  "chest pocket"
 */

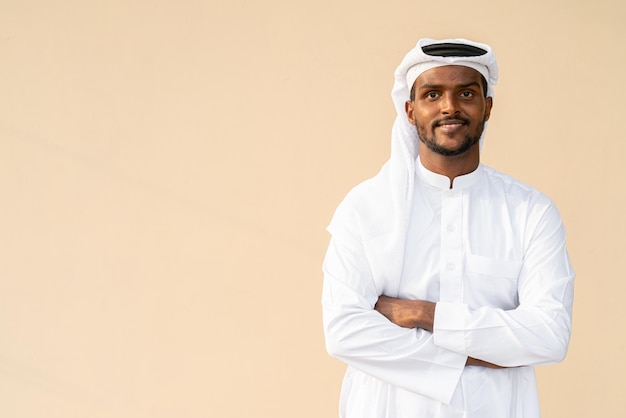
xmin=465 ymin=254 xmax=522 ymax=310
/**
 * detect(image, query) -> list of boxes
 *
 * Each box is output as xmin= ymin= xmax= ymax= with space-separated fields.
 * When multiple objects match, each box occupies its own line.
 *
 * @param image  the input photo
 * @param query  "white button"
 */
xmin=444 ymin=190 xmax=454 ymax=197
xmin=447 ymin=263 xmax=456 ymax=271
xmin=447 ymin=224 xmax=456 ymax=232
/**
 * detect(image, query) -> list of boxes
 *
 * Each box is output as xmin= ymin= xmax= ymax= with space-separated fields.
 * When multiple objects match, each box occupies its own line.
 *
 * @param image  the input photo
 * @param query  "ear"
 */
xmin=405 ymin=100 xmax=416 ymax=125
xmin=484 ymin=96 xmax=493 ymax=121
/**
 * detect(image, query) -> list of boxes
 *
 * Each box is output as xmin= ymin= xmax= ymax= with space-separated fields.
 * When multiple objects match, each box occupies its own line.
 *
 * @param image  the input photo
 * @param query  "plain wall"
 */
xmin=0 ymin=1 xmax=624 ymax=416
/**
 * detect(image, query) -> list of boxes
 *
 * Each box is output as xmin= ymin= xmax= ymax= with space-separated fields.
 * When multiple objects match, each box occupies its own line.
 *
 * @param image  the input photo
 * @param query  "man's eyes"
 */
xmin=423 ymin=91 xmax=476 ymax=100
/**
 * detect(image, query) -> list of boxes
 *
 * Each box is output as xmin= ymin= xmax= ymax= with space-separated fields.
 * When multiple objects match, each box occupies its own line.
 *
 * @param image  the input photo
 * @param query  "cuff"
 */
xmin=433 ymin=302 xmax=468 ymax=355
xmin=423 ymin=344 xmax=467 ymax=404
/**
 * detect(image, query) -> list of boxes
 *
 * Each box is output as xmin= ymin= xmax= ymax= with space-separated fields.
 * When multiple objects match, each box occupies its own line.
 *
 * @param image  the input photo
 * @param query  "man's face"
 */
xmin=406 ymin=65 xmax=493 ymax=157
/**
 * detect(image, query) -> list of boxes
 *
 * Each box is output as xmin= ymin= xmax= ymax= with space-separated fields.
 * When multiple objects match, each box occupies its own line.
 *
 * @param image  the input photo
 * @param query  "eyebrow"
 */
xmin=417 ymin=81 xmax=482 ymax=91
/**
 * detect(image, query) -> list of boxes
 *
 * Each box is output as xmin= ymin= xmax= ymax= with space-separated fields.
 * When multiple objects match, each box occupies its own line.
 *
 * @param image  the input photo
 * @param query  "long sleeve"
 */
xmin=322 ymin=235 xmax=467 ymax=404
xmin=433 ymin=200 xmax=575 ymax=367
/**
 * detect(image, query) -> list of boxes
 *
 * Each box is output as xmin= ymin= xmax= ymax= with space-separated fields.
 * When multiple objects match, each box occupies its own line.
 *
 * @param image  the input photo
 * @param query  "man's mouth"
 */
xmin=435 ymin=119 xmax=467 ymax=133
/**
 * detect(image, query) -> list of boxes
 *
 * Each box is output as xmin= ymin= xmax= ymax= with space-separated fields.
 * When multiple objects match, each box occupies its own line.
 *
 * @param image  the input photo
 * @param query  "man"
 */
xmin=322 ymin=38 xmax=574 ymax=418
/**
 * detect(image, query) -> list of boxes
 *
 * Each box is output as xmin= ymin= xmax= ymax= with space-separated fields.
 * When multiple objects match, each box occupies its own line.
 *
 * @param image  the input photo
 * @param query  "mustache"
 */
xmin=433 ymin=116 xmax=470 ymax=127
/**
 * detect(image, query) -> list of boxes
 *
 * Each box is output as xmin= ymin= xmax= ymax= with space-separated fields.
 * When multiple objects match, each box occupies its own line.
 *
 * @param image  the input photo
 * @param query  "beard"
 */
xmin=417 ymin=117 xmax=486 ymax=157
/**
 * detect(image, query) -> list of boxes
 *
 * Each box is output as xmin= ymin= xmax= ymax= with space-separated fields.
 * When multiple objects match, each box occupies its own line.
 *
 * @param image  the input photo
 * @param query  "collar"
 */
xmin=416 ymin=156 xmax=483 ymax=190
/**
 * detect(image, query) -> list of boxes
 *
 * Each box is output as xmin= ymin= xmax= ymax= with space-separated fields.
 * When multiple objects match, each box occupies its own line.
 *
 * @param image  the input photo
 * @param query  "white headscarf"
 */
xmin=328 ymin=38 xmax=498 ymax=296
xmin=390 ymin=38 xmax=498 ymax=166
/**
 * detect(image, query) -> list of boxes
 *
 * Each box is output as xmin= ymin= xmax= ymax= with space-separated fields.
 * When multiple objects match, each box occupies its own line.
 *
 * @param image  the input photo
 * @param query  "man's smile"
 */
xmin=434 ymin=119 xmax=468 ymax=133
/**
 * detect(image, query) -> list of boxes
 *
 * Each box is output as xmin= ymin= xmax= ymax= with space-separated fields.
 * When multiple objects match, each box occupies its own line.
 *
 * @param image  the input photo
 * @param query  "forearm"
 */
xmin=374 ymin=295 xmax=435 ymax=331
xmin=434 ymin=297 xmax=573 ymax=367
xmin=323 ymin=233 xmax=472 ymax=402
xmin=376 ymin=295 xmax=573 ymax=367
xmin=323 ymin=273 xmax=466 ymax=403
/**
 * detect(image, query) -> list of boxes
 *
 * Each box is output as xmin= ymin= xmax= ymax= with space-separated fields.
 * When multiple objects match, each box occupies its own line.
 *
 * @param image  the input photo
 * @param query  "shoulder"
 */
xmin=327 ymin=163 xmax=396 ymax=240
xmin=480 ymin=165 xmax=564 ymax=230
xmin=481 ymin=165 xmax=553 ymax=206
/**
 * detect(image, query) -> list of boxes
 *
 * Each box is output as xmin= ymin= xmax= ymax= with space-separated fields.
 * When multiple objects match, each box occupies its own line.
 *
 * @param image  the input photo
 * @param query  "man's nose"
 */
xmin=440 ymin=94 xmax=459 ymax=115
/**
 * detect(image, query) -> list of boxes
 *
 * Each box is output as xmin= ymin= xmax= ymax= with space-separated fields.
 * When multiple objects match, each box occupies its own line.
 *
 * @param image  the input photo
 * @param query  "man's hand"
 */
xmin=374 ymin=295 xmax=435 ymax=332
xmin=465 ymin=357 xmax=506 ymax=369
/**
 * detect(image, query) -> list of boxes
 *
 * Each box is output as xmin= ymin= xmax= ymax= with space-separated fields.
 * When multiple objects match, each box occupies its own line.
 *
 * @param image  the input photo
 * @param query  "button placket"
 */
xmin=440 ymin=190 xmax=464 ymax=303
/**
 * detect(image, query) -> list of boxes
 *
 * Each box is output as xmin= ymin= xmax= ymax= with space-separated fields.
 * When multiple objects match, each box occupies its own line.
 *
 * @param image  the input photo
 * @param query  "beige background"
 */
xmin=0 ymin=0 xmax=623 ymax=417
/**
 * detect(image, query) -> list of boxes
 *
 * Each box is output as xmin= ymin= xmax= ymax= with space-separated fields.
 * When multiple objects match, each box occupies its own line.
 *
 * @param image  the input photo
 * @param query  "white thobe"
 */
xmin=322 ymin=158 xmax=574 ymax=418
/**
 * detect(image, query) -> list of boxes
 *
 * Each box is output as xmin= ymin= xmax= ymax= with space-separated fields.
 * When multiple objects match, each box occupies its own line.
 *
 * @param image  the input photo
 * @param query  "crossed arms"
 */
xmin=374 ymin=295 xmax=504 ymax=369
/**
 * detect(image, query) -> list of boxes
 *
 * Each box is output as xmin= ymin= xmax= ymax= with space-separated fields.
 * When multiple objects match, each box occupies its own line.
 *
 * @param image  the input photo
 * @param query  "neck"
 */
xmin=419 ymin=144 xmax=480 ymax=188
